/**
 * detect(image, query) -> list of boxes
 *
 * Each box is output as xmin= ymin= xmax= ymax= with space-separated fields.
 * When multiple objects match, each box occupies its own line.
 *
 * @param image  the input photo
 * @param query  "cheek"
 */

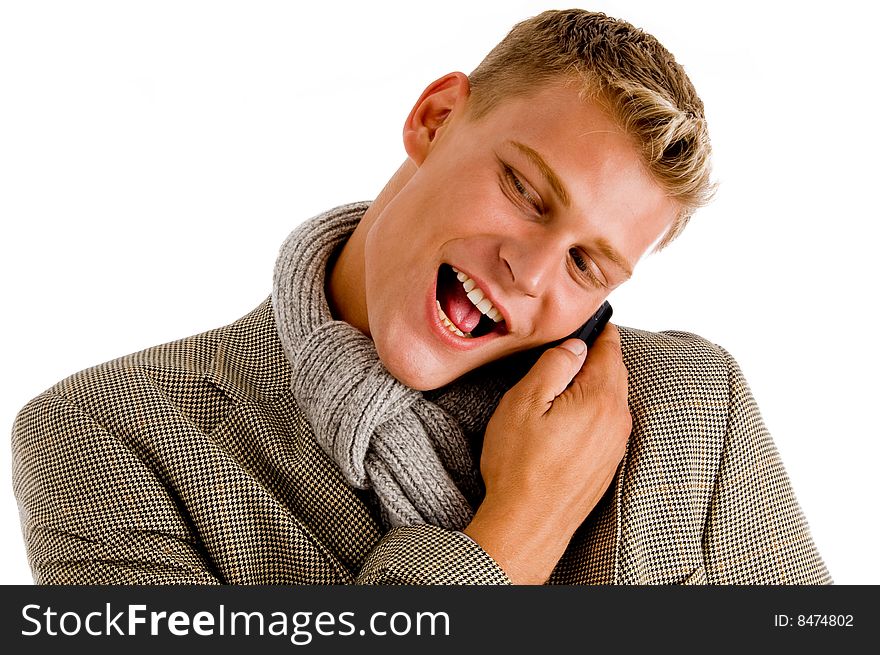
xmin=538 ymin=291 xmax=604 ymax=343
xmin=362 ymin=216 xmax=422 ymax=314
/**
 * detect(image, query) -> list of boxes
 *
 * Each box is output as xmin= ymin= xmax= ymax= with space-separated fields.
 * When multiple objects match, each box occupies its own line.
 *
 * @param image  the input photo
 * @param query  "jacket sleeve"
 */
xmin=356 ymin=526 xmax=511 ymax=585
xmin=12 ymin=391 xmax=221 ymax=585
xmin=13 ymin=389 xmax=510 ymax=586
xmin=702 ymin=348 xmax=832 ymax=584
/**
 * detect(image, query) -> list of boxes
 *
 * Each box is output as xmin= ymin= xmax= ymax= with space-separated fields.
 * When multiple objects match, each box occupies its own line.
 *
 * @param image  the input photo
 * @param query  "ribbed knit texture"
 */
xmin=272 ymin=202 xmax=517 ymax=530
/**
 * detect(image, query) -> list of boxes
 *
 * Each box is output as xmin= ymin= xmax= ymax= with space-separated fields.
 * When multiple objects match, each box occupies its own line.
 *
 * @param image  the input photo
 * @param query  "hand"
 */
xmin=463 ymin=324 xmax=631 ymax=584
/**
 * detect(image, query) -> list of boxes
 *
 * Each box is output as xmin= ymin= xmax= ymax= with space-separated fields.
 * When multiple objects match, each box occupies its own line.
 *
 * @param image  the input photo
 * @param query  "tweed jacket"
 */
xmin=11 ymin=297 xmax=831 ymax=585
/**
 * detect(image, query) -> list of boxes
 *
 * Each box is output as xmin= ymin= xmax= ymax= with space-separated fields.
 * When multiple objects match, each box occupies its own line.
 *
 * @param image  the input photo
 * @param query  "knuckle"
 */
xmin=595 ymin=322 xmax=621 ymax=348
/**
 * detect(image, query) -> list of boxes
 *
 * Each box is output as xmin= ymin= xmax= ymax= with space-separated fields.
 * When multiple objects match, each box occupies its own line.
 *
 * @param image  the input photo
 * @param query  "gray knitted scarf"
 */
xmin=272 ymin=202 xmax=523 ymax=531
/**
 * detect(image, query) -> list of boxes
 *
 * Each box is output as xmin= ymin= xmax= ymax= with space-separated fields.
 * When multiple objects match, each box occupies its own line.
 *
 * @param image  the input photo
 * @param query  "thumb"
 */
xmin=514 ymin=338 xmax=588 ymax=408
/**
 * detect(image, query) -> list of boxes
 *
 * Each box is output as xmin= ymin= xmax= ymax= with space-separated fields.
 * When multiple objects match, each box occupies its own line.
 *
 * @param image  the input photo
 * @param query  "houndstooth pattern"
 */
xmin=11 ymin=299 xmax=831 ymax=585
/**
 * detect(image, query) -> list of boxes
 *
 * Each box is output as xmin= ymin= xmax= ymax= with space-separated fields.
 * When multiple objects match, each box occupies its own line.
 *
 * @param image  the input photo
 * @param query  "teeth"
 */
xmin=451 ymin=266 xmax=504 ymax=323
xmin=436 ymin=300 xmax=469 ymax=338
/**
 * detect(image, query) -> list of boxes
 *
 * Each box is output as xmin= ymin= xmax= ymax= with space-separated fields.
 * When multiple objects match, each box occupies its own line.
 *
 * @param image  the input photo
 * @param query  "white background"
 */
xmin=1 ymin=1 xmax=877 ymax=585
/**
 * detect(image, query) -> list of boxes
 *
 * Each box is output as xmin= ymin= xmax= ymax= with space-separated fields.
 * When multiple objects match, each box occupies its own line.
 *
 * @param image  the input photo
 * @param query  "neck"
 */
xmin=327 ymin=159 xmax=418 ymax=336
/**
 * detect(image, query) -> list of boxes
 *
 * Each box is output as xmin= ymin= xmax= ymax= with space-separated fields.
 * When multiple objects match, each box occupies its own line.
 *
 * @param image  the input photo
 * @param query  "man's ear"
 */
xmin=402 ymin=72 xmax=470 ymax=166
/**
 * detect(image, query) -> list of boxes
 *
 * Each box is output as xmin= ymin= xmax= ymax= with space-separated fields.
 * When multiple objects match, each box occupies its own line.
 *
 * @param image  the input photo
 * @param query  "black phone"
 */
xmin=567 ymin=301 xmax=612 ymax=348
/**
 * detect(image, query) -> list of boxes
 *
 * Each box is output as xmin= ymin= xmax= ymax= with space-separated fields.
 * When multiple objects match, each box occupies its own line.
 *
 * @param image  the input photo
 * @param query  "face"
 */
xmin=363 ymin=80 xmax=678 ymax=390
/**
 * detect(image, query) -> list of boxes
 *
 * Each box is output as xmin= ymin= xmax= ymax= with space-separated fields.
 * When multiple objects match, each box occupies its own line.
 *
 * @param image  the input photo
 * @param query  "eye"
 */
xmin=501 ymin=163 xmax=542 ymax=213
xmin=569 ymin=248 xmax=605 ymax=288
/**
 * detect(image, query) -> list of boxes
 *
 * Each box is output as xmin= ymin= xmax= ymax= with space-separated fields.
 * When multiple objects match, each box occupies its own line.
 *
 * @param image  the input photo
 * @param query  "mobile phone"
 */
xmin=567 ymin=301 xmax=612 ymax=348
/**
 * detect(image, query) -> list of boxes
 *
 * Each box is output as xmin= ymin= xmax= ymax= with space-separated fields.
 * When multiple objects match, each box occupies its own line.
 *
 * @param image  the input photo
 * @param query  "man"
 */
xmin=12 ymin=9 xmax=829 ymax=585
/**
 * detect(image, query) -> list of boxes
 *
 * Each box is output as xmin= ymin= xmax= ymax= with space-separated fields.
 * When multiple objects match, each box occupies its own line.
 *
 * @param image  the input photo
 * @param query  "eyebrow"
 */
xmin=596 ymin=238 xmax=633 ymax=280
xmin=508 ymin=140 xmax=634 ymax=281
xmin=508 ymin=140 xmax=570 ymax=208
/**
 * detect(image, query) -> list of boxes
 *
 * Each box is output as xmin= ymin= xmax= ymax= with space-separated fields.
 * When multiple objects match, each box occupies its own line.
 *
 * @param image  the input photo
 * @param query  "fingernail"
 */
xmin=560 ymin=339 xmax=587 ymax=356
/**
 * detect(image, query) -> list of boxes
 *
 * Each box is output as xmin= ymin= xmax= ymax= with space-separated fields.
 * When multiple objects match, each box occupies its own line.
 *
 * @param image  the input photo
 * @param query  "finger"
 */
xmin=576 ymin=323 xmax=623 ymax=374
xmin=567 ymin=323 xmax=628 ymax=392
xmin=588 ymin=322 xmax=621 ymax=353
xmin=514 ymin=338 xmax=588 ymax=408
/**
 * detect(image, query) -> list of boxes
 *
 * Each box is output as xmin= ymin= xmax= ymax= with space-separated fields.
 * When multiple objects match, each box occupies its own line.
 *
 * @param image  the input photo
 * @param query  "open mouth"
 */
xmin=435 ymin=264 xmax=507 ymax=339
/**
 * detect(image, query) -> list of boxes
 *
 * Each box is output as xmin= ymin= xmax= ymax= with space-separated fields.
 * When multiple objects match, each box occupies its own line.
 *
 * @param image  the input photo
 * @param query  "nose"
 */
xmin=500 ymin=233 xmax=565 ymax=298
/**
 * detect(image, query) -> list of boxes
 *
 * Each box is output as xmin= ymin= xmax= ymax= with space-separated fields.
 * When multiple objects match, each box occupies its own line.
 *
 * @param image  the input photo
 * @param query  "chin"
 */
xmin=394 ymin=371 xmax=442 ymax=392
xmin=373 ymin=338 xmax=457 ymax=391
xmin=380 ymin=355 xmax=451 ymax=392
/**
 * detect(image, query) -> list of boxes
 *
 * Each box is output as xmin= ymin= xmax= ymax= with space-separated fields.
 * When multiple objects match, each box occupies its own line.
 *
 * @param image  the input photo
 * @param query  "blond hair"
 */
xmin=467 ymin=9 xmax=715 ymax=249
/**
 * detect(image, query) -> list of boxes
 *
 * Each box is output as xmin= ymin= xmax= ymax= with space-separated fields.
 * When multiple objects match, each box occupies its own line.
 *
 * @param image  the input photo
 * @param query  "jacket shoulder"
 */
xmin=618 ymin=325 xmax=729 ymax=366
xmin=16 ymin=297 xmax=287 ymax=434
xmin=617 ymin=326 xmax=733 ymax=413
